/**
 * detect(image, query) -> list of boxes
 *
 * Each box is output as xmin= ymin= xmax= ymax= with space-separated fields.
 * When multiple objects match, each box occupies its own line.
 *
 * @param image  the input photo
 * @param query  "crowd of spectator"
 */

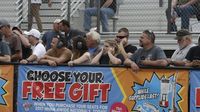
xmin=0 ymin=18 xmax=200 ymax=72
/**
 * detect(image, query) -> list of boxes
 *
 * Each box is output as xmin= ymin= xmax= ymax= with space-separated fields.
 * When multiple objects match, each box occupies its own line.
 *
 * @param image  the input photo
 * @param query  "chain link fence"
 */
xmin=0 ymin=0 xmax=199 ymax=33
xmin=111 ymin=0 xmax=200 ymax=33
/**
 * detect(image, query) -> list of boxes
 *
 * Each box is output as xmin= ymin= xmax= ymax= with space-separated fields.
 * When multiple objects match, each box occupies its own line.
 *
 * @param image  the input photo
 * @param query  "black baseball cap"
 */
xmin=175 ymin=29 xmax=191 ymax=40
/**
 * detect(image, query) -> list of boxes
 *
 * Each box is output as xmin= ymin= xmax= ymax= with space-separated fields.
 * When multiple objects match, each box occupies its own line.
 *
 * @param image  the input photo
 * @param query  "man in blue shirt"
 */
xmin=42 ymin=19 xmax=61 ymax=50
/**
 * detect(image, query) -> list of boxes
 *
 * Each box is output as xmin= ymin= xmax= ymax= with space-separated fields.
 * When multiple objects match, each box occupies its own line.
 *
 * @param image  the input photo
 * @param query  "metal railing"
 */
xmin=61 ymin=0 xmax=85 ymax=21
xmin=15 ymin=0 xmax=28 ymax=27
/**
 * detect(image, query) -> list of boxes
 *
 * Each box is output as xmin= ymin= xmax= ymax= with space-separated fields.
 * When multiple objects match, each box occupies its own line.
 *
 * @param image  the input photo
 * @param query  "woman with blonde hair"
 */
xmin=91 ymin=39 xmax=124 ymax=65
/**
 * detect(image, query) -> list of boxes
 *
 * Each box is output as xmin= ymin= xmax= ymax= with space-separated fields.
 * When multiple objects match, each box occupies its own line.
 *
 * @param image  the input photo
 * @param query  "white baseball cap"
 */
xmin=54 ymin=19 xmax=61 ymax=24
xmin=24 ymin=29 xmax=41 ymax=39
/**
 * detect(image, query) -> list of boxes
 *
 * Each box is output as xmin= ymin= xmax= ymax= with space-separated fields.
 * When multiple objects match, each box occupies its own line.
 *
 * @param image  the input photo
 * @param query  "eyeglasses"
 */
xmin=116 ymin=35 xmax=127 ymax=39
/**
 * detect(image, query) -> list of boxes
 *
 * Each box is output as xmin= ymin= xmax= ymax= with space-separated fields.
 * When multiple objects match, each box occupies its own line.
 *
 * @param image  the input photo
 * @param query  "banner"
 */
xmin=17 ymin=65 xmax=124 ymax=112
xmin=190 ymin=70 xmax=200 ymax=111
xmin=112 ymin=68 xmax=189 ymax=112
xmin=0 ymin=65 xmax=14 ymax=112
xmin=17 ymin=65 xmax=189 ymax=112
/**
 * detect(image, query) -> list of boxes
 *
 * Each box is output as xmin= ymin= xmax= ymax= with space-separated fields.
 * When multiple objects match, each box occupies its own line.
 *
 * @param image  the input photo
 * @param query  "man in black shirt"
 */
xmin=59 ymin=19 xmax=86 ymax=50
xmin=115 ymin=28 xmax=137 ymax=59
xmin=83 ymin=0 xmax=116 ymax=32
xmin=185 ymin=36 xmax=200 ymax=67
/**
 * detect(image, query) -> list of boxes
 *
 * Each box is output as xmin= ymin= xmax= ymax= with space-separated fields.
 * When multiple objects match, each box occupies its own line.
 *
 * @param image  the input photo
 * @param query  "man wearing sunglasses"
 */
xmin=124 ymin=30 xmax=168 ymax=71
xmin=115 ymin=28 xmax=137 ymax=59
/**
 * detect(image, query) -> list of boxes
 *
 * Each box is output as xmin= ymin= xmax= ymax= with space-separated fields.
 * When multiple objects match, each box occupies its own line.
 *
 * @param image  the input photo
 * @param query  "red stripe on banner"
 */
xmin=195 ymin=88 xmax=200 ymax=107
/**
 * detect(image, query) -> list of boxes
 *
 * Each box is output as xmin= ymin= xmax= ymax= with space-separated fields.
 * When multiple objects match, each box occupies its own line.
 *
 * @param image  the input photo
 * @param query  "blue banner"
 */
xmin=17 ymin=65 xmax=123 ymax=112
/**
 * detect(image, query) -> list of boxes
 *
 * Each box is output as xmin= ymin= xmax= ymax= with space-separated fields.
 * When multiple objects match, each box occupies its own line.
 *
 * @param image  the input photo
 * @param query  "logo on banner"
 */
xmin=129 ymin=73 xmax=182 ymax=112
xmin=195 ymin=88 xmax=200 ymax=107
xmin=0 ymin=78 xmax=7 ymax=105
xmin=22 ymin=70 xmax=111 ymax=102
xmin=110 ymin=102 xmax=128 ymax=112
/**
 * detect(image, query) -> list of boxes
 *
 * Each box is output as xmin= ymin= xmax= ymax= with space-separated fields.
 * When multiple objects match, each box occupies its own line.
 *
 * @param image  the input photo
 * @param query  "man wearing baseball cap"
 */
xmin=167 ymin=29 xmax=195 ymax=66
xmin=20 ymin=29 xmax=46 ymax=63
xmin=0 ymin=19 xmax=22 ymax=62
xmin=42 ymin=19 xmax=62 ymax=50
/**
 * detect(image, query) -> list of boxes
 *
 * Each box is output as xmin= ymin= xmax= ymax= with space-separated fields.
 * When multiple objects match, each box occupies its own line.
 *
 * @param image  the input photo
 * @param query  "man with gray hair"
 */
xmin=86 ymin=30 xmax=101 ymax=59
xmin=124 ymin=30 xmax=168 ymax=71
xmin=167 ymin=29 xmax=195 ymax=66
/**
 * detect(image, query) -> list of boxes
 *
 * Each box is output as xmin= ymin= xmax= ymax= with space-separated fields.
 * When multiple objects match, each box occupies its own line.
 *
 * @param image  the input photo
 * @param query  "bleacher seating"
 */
xmin=0 ymin=0 xmax=199 ymax=52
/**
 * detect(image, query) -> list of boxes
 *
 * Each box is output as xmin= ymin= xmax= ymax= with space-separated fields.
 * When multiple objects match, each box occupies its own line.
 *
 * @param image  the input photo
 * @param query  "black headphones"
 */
xmin=55 ymin=34 xmax=65 ymax=49
xmin=76 ymin=41 xmax=83 ymax=50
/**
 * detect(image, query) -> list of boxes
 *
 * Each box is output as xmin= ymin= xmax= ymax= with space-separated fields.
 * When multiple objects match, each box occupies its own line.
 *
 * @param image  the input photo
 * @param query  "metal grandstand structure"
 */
xmin=0 ymin=0 xmax=199 ymax=52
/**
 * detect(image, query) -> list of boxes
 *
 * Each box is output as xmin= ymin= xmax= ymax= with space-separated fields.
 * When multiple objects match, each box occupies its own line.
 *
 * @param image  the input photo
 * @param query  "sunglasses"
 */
xmin=116 ymin=35 xmax=127 ymax=39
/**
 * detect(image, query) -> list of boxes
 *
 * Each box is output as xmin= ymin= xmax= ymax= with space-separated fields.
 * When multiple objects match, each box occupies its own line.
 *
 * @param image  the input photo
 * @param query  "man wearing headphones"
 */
xmin=38 ymin=34 xmax=72 ymax=66
xmin=124 ymin=30 xmax=168 ymax=71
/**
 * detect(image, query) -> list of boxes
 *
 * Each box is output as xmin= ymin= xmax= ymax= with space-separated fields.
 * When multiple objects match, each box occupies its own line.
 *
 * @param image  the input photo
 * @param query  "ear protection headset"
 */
xmin=56 ymin=35 xmax=65 ymax=49
xmin=76 ymin=41 xmax=83 ymax=50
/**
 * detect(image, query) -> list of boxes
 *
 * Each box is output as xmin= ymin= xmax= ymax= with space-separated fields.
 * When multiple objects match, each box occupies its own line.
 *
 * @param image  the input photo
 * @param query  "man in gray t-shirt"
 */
xmin=131 ymin=46 xmax=166 ymax=65
xmin=124 ymin=30 xmax=168 ymax=71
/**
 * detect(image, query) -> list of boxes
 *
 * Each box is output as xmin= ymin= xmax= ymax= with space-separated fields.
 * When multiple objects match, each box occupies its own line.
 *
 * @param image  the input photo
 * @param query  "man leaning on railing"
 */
xmin=124 ymin=30 xmax=168 ymax=71
xmin=185 ymin=36 xmax=200 ymax=67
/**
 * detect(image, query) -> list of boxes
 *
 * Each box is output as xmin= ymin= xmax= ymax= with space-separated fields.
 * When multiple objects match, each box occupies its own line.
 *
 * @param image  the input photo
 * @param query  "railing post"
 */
xmin=159 ymin=0 xmax=163 ymax=7
xmin=96 ymin=0 xmax=100 ymax=33
xmin=67 ymin=0 xmax=71 ymax=23
xmin=167 ymin=0 xmax=172 ymax=33
xmin=85 ymin=0 xmax=89 ymax=8
xmin=28 ymin=0 xmax=31 ymax=31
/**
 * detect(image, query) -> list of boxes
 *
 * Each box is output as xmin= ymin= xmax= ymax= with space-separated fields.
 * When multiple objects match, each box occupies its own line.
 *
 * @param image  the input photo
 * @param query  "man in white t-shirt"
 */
xmin=20 ymin=29 xmax=46 ymax=64
xmin=167 ymin=29 xmax=195 ymax=66
xmin=28 ymin=0 xmax=52 ymax=32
